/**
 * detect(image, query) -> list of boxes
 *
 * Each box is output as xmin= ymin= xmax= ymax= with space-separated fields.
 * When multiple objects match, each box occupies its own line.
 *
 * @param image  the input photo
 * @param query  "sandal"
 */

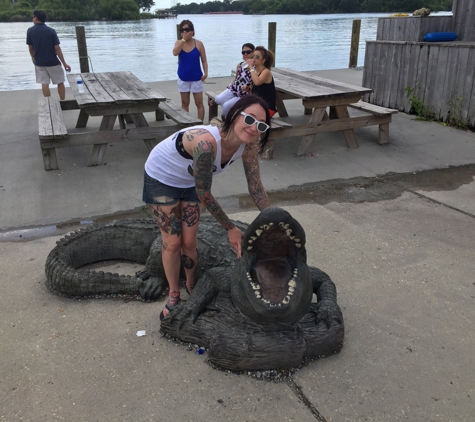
xmin=159 ymin=298 xmax=181 ymax=321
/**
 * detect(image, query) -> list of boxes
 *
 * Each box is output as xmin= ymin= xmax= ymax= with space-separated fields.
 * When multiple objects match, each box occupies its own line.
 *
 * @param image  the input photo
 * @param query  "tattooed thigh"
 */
xmin=149 ymin=204 xmax=182 ymax=236
xmin=182 ymin=202 xmax=201 ymax=227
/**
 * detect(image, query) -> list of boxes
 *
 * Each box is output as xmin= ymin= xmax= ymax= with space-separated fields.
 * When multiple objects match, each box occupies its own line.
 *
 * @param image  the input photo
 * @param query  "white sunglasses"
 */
xmin=240 ymin=112 xmax=270 ymax=133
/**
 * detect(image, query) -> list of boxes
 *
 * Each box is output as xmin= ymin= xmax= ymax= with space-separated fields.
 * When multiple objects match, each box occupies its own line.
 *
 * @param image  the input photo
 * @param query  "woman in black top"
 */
xmin=249 ymin=46 xmax=277 ymax=117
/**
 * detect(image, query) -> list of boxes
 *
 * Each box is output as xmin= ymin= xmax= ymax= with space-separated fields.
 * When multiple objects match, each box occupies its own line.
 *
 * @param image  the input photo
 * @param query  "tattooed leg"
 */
xmin=181 ymin=202 xmax=201 ymax=294
xmin=148 ymin=203 xmax=183 ymax=303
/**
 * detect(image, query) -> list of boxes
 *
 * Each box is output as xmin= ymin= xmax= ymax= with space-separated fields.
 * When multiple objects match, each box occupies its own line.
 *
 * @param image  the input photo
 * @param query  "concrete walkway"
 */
xmin=1 ymin=70 xmax=475 ymax=421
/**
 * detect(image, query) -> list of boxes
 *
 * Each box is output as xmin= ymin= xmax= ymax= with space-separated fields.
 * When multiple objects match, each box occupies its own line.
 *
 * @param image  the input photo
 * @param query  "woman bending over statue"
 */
xmin=142 ymin=95 xmax=271 ymax=320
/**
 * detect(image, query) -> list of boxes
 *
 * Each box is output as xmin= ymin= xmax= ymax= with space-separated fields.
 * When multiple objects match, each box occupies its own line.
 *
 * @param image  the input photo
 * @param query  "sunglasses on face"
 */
xmin=251 ymin=54 xmax=261 ymax=59
xmin=240 ymin=112 xmax=270 ymax=133
xmin=241 ymin=50 xmax=252 ymax=55
xmin=180 ymin=27 xmax=192 ymax=33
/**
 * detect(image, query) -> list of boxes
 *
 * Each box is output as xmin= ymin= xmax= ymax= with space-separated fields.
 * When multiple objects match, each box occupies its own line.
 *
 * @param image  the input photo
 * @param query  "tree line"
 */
xmin=0 ymin=0 xmax=155 ymax=21
xmin=172 ymin=0 xmax=452 ymax=15
xmin=0 ymin=0 xmax=452 ymax=22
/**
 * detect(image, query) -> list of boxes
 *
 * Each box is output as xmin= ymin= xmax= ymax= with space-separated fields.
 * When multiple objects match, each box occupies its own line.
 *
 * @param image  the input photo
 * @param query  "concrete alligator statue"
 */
xmin=45 ymin=207 xmax=344 ymax=371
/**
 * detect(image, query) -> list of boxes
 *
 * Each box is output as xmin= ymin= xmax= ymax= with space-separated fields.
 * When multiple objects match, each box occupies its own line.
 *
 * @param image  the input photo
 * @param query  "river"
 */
xmin=0 ymin=12 xmax=449 ymax=91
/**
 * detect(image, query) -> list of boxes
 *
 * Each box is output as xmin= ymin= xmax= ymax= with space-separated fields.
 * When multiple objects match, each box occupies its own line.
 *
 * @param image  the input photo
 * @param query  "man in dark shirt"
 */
xmin=26 ymin=10 xmax=71 ymax=100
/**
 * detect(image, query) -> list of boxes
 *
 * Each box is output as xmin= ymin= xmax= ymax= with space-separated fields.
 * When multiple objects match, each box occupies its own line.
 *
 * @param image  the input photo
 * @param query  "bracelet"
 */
xmin=181 ymin=38 xmax=186 ymax=42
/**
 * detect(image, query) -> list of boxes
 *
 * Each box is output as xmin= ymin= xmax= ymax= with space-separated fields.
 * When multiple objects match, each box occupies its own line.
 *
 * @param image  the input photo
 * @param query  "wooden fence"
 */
xmin=363 ymin=41 xmax=475 ymax=126
xmin=362 ymin=0 xmax=475 ymax=127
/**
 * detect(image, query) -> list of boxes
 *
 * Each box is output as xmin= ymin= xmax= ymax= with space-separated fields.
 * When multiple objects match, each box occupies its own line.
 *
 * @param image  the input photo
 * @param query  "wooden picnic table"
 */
xmin=272 ymin=68 xmax=375 ymax=155
xmin=65 ymin=71 xmax=167 ymax=166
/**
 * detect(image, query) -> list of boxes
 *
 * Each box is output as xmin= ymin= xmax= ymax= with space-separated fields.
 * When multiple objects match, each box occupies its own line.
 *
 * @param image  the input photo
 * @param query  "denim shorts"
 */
xmin=142 ymin=171 xmax=200 ymax=205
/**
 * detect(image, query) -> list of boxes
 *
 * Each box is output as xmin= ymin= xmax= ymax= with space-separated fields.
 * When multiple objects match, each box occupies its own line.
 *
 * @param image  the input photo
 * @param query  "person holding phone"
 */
xmin=173 ymin=20 xmax=208 ymax=122
xmin=211 ymin=43 xmax=255 ymax=117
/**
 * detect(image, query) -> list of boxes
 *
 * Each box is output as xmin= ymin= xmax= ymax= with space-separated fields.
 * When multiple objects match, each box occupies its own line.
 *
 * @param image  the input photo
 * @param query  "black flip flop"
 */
xmin=159 ymin=299 xmax=181 ymax=321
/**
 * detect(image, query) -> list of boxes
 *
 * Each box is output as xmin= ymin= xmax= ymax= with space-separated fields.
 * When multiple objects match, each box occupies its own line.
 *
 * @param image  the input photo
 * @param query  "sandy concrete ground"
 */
xmin=1 ymin=69 xmax=475 ymax=421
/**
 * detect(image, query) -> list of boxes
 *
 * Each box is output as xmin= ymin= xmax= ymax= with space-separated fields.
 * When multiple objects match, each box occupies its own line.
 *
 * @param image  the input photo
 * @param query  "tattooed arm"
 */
xmin=242 ymin=142 xmax=270 ymax=211
xmin=189 ymin=130 xmax=244 ymax=257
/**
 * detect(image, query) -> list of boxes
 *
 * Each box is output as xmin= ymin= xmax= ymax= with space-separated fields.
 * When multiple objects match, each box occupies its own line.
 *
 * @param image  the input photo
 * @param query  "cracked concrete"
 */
xmin=1 ymin=70 xmax=475 ymax=421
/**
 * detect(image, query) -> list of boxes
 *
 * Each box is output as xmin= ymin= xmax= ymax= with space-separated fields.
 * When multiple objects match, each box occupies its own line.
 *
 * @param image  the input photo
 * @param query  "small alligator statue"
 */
xmin=45 ymin=207 xmax=344 ymax=371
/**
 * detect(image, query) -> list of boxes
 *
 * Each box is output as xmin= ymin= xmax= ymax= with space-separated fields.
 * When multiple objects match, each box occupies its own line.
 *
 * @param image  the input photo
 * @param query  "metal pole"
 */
xmin=349 ymin=19 xmax=361 ymax=68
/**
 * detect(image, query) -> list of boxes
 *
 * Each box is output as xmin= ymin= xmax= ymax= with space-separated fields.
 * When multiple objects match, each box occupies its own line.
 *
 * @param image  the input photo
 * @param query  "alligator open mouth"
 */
xmin=242 ymin=208 xmax=306 ymax=309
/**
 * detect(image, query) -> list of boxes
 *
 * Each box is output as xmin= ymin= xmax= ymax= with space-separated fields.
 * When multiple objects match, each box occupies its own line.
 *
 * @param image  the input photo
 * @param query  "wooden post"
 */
xmin=268 ymin=22 xmax=276 ymax=65
xmin=176 ymin=24 xmax=181 ymax=40
xmin=349 ymin=19 xmax=361 ymax=68
xmin=75 ymin=26 xmax=89 ymax=73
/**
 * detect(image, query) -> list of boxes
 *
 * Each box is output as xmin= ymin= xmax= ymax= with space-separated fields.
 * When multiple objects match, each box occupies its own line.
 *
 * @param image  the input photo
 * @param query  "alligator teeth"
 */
xmin=250 ymin=282 xmax=260 ymax=290
xmin=250 ymin=236 xmax=257 ymax=241
xmin=288 ymin=286 xmax=295 ymax=293
xmin=261 ymin=224 xmax=270 ymax=230
xmin=254 ymin=291 xmax=261 ymax=298
xmin=293 ymin=269 xmax=298 ymax=276
xmin=295 ymin=244 xmax=301 ymax=248
xmin=288 ymin=235 xmax=295 ymax=240
xmin=286 ymin=229 xmax=293 ymax=236
xmin=247 ymin=246 xmax=253 ymax=250
xmin=247 ymin=272 xmax=252 ymax=280
xmin=282 ymin=296 xmax=290 ymax=304
xmin=262 ymin=298 xmax=270 ymax=304
xmin=255 ymin=229 xmax=263 ymax=236
xmin=289 ymin=279 xmax=297 ymax=288
xmin=294 ymin=238 xmax=301 ymax=243
xmin=269 ymin=222 xmax=274 ymax=226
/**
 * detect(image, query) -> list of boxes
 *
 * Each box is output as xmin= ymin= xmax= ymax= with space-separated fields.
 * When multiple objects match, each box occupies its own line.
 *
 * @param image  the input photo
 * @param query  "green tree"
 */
xmin=98 ymin=0 xmax=139 ymax=20
xmin=339 ymin=0 xmax=360 ymax=12
xmin=136 ymin=0 xmax=154 ymax=11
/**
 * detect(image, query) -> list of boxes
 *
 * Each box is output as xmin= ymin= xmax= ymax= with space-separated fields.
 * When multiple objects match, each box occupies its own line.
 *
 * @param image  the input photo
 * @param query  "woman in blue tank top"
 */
xmin=173 ymin=20 xmax=208 ymax=122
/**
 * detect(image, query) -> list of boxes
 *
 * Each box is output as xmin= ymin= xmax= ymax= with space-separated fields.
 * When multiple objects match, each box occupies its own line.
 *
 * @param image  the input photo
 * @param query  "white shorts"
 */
xmin=35 ymin=64 xmax=65 ymax=84
xmin=177 ymin=78 xmax=203 ymax=93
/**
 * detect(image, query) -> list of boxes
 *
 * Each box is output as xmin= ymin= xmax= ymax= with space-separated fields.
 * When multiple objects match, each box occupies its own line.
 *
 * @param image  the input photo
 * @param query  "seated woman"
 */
xmin=249 ymin=46 xmax=278 ymax=117
xmin=212 ymin=43 xmax=255 ymax=117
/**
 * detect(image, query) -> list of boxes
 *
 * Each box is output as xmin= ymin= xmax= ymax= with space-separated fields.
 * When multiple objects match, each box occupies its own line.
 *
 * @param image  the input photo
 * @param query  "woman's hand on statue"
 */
xmin=228 ymin=226 xmax=243 ymax=258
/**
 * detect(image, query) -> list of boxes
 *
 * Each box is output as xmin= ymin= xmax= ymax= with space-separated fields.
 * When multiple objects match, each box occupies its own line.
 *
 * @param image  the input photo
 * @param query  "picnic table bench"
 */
xmin=37 ymin=71 xmax=191 ymax=170
xmin=206 ymin=69 xmax=397 ymax=159
xmin=155 ymin=99 xmax=202 ymax=127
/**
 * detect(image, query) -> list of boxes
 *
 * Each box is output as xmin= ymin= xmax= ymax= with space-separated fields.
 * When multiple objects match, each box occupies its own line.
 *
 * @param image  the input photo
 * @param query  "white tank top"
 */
xmin=144 ymin=125 xmax=246 ymax=188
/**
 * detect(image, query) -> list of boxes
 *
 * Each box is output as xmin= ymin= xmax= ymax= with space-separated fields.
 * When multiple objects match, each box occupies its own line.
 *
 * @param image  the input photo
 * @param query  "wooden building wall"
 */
xmin=362 ymin=41 xmax=475 ymax=127
xmin=362 ymin=0 xmax=475 ymax=127
xmin=453 ymin=0 xmax=475 ymax=41
xmin=376 ymin=16 xmax=453 ymax=42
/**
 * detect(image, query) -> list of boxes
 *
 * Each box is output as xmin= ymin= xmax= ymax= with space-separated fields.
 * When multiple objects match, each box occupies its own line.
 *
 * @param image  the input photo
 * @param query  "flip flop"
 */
xmin=159 ymin=299 xmax=181 ymax=321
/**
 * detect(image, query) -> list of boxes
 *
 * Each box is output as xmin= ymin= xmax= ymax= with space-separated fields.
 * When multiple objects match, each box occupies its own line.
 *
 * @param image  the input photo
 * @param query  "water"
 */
xmin=0 ymin=12 xmax=446 ymax=92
